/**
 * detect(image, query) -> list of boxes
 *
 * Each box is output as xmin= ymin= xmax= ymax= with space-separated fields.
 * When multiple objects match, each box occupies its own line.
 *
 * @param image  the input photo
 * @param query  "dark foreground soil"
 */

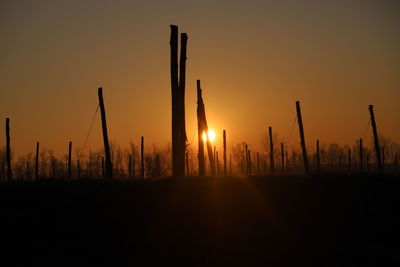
xmin=1 ymin=174 xmax=399 ymax=266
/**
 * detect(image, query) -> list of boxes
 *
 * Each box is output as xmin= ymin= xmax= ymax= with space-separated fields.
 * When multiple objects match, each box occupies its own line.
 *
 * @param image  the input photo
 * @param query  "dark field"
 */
xmin=1 ymin=175 xmax=399 ymax=266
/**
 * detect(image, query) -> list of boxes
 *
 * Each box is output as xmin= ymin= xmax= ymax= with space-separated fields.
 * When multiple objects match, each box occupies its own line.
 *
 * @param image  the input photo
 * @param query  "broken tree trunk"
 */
xmin=197 ymin=80 xmax=205 ymax=176
xmin=6 ymin=118 xmax=12 ymax=181
xmin=369 ymin=105 xmax=383 ymax=172
xmin=98 ymin=87 xmax=113 ymax=178
xmin=296 ymin=101 xmax=310 ymax=175
xmin=269 ymin=126 xmax=275 ymax=175
xmin=170 ymin=25 xmax=187 ymax=177
xmin=196 ymin=80 xmax=215 ymax=176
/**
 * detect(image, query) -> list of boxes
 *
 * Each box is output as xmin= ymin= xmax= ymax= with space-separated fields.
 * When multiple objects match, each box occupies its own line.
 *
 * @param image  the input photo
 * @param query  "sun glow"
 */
xmin=202 ymin=129 xmax=216 ymax=143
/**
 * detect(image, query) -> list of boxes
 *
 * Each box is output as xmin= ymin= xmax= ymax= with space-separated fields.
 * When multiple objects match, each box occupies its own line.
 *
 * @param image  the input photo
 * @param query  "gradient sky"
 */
xmin=1 ymin=0 xmax=399 ymax=158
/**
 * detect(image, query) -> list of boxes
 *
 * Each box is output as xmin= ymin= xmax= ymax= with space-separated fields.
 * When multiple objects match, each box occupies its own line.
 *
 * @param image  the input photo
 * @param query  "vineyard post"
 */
xmin=98 ymin=87 xmax=113 ymax=178
xmin=369 ymin=105 xmax=383 ymax=172
xmin=296 ymin=101 xmax=310 ymax=175
xmin=269 ymin=126 xmax=275 ymax=174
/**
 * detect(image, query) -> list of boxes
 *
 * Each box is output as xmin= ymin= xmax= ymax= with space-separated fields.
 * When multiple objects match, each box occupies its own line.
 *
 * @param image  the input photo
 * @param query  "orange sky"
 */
xmin=0 ymin=0 xmax=399 ymax=158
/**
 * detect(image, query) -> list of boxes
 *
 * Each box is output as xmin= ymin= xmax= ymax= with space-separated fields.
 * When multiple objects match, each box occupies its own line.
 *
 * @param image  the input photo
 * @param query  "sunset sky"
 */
xmin=1 ymin=0 xmax=399 ymax=158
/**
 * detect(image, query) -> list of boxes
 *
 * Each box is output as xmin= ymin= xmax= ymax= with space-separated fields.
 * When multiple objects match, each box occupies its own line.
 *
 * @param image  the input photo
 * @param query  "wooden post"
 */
xmin=348 ymin=148 xmax=351 ymax=172
xmin=5 ymin=118 xmax=12 ymax=181
xmin=359 ymin=138 xmax=363 ymax=171
xmin=98 ymin=87 xmax=113 ymax=178
xmin=268 ymin=126 xmax=275 ymax=174
xmin=197 ymin=81 xmax=205 ymax=177
xmin=68 ymin=141 xmax=72 ymax=178
xmin=170 ymin=25 xmax=187 ymax=177
xmin=316 ymin=140 xmax=320 ymax=173
xmin=223 ymin=130 xmax=227 ymax=176
xmin=369 ymin=105 xmax=383 ymax=172
xmin=141 ymin=136 xmax=144 ymax=178
xmin=196 ymin=80 xmax=214 ymax=176
xmin=296 ymin=101 xmax=310 ymax=175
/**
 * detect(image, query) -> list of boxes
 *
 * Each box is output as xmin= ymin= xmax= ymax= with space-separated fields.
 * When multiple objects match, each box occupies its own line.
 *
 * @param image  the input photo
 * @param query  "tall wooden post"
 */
xmin=359 ymin=138 xmax=363 ymax=171
xmin=5 ymin=118 xmax=12 ymax=181
xmin=170 ymin=25 xmax=187 ymax=177
xmin=369 ymin=105 xmax=383 ymax=172
xmin=223 ymin=130 xmax=227 ymax=176
xmin=197 ymin=80 xmax=215 ymax=176
xmin=98 ymin=87 xmax=113 ymax=178
xmin=197 ymin=80 xmax=205 ymax=177
xmin=141 ymin=136 xmax=144 ymax=178
xmin=281 ymin=142 xmax=284 ymax=173
xmin=68 ymin=141 xmax=72 ymax=178
xmin=316 ymin=140 xmax=320 ymax=173
xmin=296 ymin=101 xmax=310 ymax=175
xmin=268 ymin=126 xmax=275 ymax=174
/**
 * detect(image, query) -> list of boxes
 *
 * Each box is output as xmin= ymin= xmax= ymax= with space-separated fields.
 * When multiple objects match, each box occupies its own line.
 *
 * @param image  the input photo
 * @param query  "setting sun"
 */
xmin=202 ymin=129 xmax=216 ymax=143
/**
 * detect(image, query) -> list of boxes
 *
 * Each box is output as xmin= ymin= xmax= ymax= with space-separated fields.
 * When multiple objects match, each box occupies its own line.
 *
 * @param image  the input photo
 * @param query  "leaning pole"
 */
xmin=369 ymin=105 xmax=383 ymax=172
xmin=98 ymin=87 xmax=113 ymax=178
xmin=296 ymin=101 xmax=310 ymax=175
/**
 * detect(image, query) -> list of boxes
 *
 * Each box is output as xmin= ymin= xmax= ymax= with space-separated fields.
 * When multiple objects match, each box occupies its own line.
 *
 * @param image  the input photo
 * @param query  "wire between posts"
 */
xmin=82 ymin=104 xmax=100 ymax=154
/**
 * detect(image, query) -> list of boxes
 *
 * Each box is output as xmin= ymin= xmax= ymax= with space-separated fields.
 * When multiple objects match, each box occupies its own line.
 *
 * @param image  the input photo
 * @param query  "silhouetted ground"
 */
xmin=1 ymin=174 xmax=399 ymax=266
